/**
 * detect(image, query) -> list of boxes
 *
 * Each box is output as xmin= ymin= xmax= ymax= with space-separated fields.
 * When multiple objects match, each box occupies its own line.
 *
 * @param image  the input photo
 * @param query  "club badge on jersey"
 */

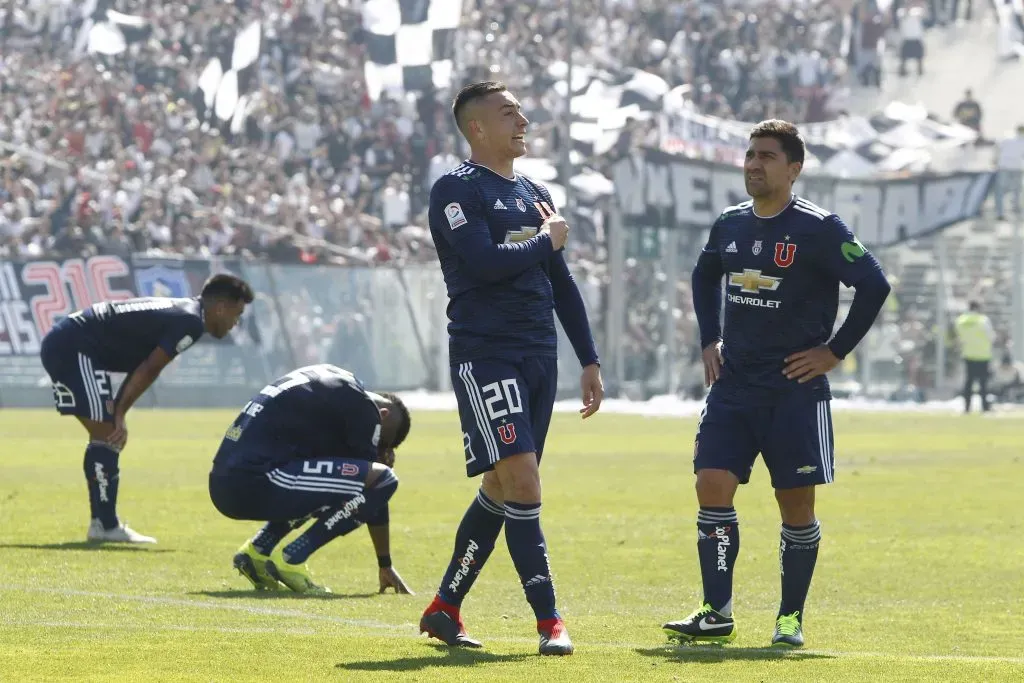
xmin=774 ymin=242 xmax=797 ymax=268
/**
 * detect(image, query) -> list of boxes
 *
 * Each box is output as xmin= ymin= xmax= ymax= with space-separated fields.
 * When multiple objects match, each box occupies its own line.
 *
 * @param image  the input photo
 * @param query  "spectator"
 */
xmin=898 ymin=0 xmax=927 ymax=76
xmin=954 ymin=300 xmax=995 ymax=413
xmin=952 ymin=89 xmax=983 ymax=134
xmin=994 ymin=125 xmax=1024 ymax=220
xmin=991 ymin=353 xmax=1024 ymax=404
xmin=856 ymin=2 xmax=888 ymax=88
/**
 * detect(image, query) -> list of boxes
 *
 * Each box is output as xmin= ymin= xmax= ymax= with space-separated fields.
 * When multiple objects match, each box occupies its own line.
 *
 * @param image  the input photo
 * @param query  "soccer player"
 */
xmin=418 ymin=81 xmax=604 ymax=657
xmin=39 ymin=273 xmax=254 ymax=544
xmin=662 ymin=120 xmax=891 ymax=647
xmin=208 ymin=364 xmax=413 ymax=595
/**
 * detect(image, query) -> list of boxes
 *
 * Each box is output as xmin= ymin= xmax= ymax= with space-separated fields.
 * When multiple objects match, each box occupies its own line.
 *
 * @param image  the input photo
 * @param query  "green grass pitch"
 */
xmin=1 ymin=407 xmax=1022 ymax=681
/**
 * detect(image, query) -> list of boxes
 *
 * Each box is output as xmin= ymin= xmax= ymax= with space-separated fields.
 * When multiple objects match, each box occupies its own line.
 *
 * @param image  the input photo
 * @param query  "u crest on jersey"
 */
xmin=774 ymin=242 xmax=797 ymax=268
xmin=497 ymin=422 xmax=517 ymax=445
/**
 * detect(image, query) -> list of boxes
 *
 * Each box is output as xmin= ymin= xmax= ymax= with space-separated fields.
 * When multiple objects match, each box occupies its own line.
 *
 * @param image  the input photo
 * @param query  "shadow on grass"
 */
xmin=190 ymin=589 xmax=377 ymax=601
xmin=636 ymin=644 xmax=836 ymax=664
xmin=338 ymin=644 xmax=531 ymax=672
xmin=0 ymin=542 xmax=175 ymax=553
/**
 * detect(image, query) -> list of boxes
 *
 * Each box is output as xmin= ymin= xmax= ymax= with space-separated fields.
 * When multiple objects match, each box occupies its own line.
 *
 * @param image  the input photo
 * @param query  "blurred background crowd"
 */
xmin=1 ymin=0 xmax=1022 ymax=402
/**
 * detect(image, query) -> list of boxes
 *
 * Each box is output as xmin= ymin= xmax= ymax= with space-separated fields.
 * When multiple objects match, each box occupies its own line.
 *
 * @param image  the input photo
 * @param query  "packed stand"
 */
xmin=0 ymin=0 xmax=450 ymax=265
xmin=1 ymin=0 xmax=915 ymax=265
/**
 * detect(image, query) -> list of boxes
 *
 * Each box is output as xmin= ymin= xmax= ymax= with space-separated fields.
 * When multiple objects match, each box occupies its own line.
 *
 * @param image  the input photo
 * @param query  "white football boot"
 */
xmin=87 ymin=519 xmax=157 ymax=544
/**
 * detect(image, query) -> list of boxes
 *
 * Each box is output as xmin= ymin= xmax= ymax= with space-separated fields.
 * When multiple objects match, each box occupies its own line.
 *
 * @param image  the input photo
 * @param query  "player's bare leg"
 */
xmin=77 ymin=417 xmax=155 ymax=544
xmin=772 ymin=485 xmax=819 ymax=647
xmin=420 ymin=470 xmax=505 ymax=648
xmin=494 ymin=452 xmax=572 ymax=656
xmin=664 ymin=468 xmax=739 ymax=644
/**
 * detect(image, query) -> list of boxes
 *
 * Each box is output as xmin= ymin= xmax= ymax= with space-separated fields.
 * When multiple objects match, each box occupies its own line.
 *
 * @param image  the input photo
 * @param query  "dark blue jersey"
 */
xmin=213 ymin=364 xmax=382 ymax=473
xmin=693 ymin=195 xmax=885 ymax=404
xmin=56 ymin=296 xmax=205 ymax=372
xmin=428 ymin=160 xmax=599 ymax=366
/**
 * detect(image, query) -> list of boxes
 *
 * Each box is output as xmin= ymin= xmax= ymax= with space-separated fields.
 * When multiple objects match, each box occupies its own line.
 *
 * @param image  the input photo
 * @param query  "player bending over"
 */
xmin=419 ymin=81 xmax=604 ymax=656
xmin=39 ymin=273 xmax=254 ymax=544
xmin=663 ymin=120 xmax=891 ymax=648
xmin=209 ymin=364 xmax=413 ymax=595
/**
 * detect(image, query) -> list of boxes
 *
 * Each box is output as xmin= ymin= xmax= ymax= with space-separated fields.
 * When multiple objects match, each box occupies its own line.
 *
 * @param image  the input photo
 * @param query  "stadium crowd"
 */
xmin=1 ymin=0 xmax=992 ymax=400
xmin=0 ymin=0 xmax=941 ymax=266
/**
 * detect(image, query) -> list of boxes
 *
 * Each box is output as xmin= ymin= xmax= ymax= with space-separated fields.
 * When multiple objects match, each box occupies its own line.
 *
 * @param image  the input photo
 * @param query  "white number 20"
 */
xmin=481 ymin=379 xmax=523 ymax=421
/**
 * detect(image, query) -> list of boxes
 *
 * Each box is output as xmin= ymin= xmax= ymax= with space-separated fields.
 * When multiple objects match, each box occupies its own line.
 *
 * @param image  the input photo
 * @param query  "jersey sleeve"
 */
xmin=817 ymin=215 xmax=884 ymax=287
xmin=531 ymin=182 xmax=600 ymax=367
xmin=157 ymin=311 xmax=205 ymax=359
xmin=429 ymin=175 xmax=554 ymax=281
xmin=691 ymin=217 xmax=726 ymax=348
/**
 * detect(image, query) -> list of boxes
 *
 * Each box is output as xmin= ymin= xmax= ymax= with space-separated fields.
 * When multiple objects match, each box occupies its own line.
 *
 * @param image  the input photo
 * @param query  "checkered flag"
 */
xmin=196 ymin=21 xmax=262 ymax=131
xmin=362 ymin=0 xmax=463 ymax=101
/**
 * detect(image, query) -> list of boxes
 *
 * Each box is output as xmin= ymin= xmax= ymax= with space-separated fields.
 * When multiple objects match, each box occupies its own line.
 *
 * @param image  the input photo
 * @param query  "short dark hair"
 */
xmin=200 ymin=273 xmax=255 ymax=304
xmin=968 ymin=300 xmax=981 ymax=312
xmin=749 ymin=119 xmax=806 ymax=165
xmin=379 ymin=391 xmax=411 ymax=448
xmin=452 ymin=81 xmax=507 ymax=135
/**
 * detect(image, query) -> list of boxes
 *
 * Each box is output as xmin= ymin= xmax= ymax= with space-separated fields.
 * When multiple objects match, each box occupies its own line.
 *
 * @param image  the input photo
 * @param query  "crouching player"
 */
xmin=208 ymin=364 xmax=413 ymax=594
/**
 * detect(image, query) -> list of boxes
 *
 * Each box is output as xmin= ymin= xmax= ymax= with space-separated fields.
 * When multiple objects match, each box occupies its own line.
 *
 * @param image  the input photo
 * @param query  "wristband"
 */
xmin=377 ymin=554 xmax=392 ymax=569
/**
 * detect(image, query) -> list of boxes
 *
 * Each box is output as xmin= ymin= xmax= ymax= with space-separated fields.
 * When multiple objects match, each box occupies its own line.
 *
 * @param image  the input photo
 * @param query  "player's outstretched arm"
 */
xmin=366 ymin=516 xmax=414 ymax=594
xmin=549 ymin=250 xmax=603 ymax=417
xmin=108 ymin=347 xmax=174 ymax=448
xmin=430 ymin=177 xmax=555 ymax=282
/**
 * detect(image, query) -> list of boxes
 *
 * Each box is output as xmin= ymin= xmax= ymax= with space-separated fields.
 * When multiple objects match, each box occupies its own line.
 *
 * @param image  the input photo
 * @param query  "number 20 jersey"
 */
xmin=212 ymin=364 xmax=382 ymax=474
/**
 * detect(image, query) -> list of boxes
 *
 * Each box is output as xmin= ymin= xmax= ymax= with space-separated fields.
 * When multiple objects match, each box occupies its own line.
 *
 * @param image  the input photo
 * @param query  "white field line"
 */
xmin=2 ymin=585 xmax=404 ymax=631
xmin=3 ymin=586 xmax=1023 ymax=665
xmin=0 ymin=618 xmax=314 ymax=635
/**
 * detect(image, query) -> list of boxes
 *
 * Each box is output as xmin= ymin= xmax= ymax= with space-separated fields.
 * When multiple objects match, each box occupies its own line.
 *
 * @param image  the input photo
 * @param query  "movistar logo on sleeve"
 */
xmin=841 ymin=238 xmax=867 ymax=262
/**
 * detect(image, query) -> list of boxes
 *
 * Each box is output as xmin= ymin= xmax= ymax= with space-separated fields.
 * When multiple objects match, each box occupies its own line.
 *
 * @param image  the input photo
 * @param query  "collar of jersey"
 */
xmin=752 ymin=194 xmax=796 ymax=220
xmin=465 ymin=160 xmax=517 ymax=183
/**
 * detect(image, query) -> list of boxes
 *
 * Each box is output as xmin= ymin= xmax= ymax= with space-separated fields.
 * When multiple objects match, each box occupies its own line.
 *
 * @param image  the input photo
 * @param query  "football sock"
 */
xmin=85 ymin=441 xmax=120 ymax=529
xmin=697 ymin=506 xmax=739 ymax=617
xmin=437 ymin=489 xmax=505 ymax=607
xmin=251 ymin=516 xmax=312 ymax=556
xmin=779 ymin=520 xmax=821 ymax=619
xmin=282 ymin=469 xmax=399 ymax=564
xmin=504 ymin=502 xmax=558 ymax=622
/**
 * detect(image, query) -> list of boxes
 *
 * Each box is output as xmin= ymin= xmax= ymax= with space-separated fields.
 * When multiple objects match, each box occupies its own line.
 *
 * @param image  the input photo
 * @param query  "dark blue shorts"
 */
xmin=693 ymin=391 xmax=835 ymax=489
xmin=450 ymin=357 xmax=557 ymax=477
xmin=39 ymin=327 xmax=118 ymax=423
xmin=209 ymin=456 xmax=372 ymax=522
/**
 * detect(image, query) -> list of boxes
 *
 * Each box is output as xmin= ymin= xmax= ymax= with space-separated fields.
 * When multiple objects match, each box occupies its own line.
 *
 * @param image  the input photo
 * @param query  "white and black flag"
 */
xmin=361 ymin=0 xmax=462 ymax=101
xmin=74 ymin=0 xmax=152 ymax=57
xmin=196 ymin=21 xmax=262 ymax=132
